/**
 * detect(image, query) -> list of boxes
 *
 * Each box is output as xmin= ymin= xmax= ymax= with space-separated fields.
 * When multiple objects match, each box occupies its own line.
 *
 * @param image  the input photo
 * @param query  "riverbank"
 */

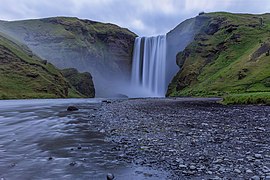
xmin=0 ymin=98 xmax=269 ymax=179
xmin=97 ymin=98 xmax=270 ymax=179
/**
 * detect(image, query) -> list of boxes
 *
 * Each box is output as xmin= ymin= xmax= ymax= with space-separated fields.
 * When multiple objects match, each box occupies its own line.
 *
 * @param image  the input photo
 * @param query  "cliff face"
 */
xmin=0 ymin=33 xmax=88 ymax=99
xmin=61 ymin=68 xmax=95 ymax=98
xmin=166 ymin=16 xmax=209 ymax=87
xmin=167 ymin=12 xmax=270 ymax=97
xmin=0 ymin=17 xmax=136 ymax=97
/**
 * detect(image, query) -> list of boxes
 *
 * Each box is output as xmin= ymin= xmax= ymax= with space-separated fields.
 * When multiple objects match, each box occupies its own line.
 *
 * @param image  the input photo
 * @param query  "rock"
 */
xmin=254 ymin=154 xmax=263 ymax=159
xmin=100 ymin=129 xmax=105 ymax=133
xmin=251 ymin=175 xmax=260 ymax=180
xmin=9 ymin=163 xmax=16 ymax=168
xmin=234 ymin=169 xmax=241 ymax=174
xmin=107 ymin=173 xmax=114 ymax=180
xmin=102 ymin=100 xmax=112 ymax=104
xmin=48 ymin=157 xmax=53 ymax=161
xmin=69 ymin=161 xmax=77 ymax=166
xmin=246 ymin=169 xmax=253 ymax=174
xmin=263 ymin=166 xmax=270 ymax=173
xmin=189 ymin=165 xmax=197 ymax=170
xmin=179 ymin=164 xmax=187 ymax=168
xmin=61 ymin=68 xmax=95 ymax=98
xmin=67 ymin=106 xmax=79 ymax=111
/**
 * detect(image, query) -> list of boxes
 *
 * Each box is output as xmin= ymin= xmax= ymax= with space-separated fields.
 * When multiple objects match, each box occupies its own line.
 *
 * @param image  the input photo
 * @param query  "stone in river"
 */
xmin=107 ymin=173 xmax=114 ymax=180
xmin=67 ymin=106 xmax=79 ymax=111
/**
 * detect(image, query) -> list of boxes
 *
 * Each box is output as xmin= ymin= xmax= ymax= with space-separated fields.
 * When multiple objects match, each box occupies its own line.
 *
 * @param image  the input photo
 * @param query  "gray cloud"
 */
xmin=0 ymin=0 xmax=269 ymax=36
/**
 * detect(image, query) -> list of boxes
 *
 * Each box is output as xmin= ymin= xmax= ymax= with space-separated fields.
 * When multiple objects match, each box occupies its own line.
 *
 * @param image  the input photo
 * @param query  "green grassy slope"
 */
xmin=167 ymin=12 xmax=270 ymax=104
xmin=0 ymin=33 xmax=83 ymax=99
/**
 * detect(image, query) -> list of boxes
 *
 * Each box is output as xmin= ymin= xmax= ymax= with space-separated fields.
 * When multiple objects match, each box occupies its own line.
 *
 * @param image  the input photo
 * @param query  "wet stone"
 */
xmin=67 ymin=106 xmax=79 ymax=111
xmin=107 ymin=173 xmax=114 ymax=180
xmin=251 ymin=175 xmax=260 ymax=180
xmin=69 ymin=162 xmax=77 ymax=166
xmin=255 ymin=154 xmax=263 ymax=159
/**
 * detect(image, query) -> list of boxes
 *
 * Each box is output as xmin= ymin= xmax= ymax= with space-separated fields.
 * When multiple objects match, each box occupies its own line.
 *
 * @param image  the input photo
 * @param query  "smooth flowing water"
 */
xmin=131 ymin=36 xmax=167 ymax=97
xmin=0 ymin=99 xmax=168 ymax=180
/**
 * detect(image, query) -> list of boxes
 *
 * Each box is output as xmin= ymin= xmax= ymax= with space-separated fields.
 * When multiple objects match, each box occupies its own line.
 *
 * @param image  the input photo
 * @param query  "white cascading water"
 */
xmin=131 ymin=35 xmax=167 ymax=97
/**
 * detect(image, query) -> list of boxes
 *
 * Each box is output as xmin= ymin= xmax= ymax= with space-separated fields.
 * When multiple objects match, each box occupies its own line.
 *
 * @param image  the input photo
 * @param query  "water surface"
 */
xmin=0 ymin=99 xmax=168 ymax=180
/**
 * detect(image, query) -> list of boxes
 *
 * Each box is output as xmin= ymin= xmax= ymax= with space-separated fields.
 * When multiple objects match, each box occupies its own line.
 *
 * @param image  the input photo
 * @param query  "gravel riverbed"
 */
xmin=95 ymin=98 xmax=270 ymax=180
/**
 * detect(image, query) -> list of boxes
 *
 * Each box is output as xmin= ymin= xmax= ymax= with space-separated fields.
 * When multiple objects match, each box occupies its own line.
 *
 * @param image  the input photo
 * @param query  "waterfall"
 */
xmin=131 ymin=35 xmax=167 ymax=97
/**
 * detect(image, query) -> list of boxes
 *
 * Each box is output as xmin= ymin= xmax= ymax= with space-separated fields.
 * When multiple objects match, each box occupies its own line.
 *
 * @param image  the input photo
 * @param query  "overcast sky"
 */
xmin=0 ymin=0 xmax=269 ymax=36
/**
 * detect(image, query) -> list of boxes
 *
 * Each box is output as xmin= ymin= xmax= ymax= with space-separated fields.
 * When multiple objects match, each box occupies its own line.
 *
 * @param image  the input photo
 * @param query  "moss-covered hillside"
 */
xmin=0 ymin=17 xmax=136 ymax=96
xmin=167 ymin=12 xmax=270 ymax=104
xmin=0 ymin=33 xmax=91 ymax=99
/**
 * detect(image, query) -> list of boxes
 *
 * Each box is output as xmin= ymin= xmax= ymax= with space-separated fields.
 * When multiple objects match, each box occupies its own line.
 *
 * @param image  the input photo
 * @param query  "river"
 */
xmin=0 ymin=99 xmax=168 ymax=180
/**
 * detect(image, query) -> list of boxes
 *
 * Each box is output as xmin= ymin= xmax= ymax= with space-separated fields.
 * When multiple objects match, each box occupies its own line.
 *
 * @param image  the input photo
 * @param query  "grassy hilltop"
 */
xmin=167 ymin=12 xmax=270 ymax=105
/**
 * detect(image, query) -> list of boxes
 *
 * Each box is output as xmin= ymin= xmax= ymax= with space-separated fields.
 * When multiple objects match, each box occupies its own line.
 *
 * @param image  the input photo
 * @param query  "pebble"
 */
xmin=179 ymin=164 xmax=187 ymax=168
xmin=246 ymin=169 xmax=253 ymax=174
xmin=251 ymin=175 xmax=260 ymax=180
xmin=234 ymin=169 xmax=241 ymax=174
xmin=255 ymin=154 xmax=263 ymax=159
xmin=189 ymin=165 xmax=196 ymax=170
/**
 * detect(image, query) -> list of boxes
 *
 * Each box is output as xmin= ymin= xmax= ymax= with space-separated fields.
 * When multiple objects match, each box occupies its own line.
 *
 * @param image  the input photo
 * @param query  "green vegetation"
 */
xmin=167 ymin=12 xmax=270 ymax=105
xmin=0 ymin=33 xmax=87 ymax=99
xmin=222 ymin=92 xmax=270 ymax=105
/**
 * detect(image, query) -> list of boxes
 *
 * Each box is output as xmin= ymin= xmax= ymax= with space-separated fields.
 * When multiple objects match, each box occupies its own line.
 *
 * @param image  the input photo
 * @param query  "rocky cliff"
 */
xmin=61 ymin=68 xmax=95 ymax=98
xmin=167 ymin=12 xmax=270 ymax=101
xmin=0 ymin=32 xmax=93 ymax=99
xmin=0 ymin=17 xmax=136 ymax=97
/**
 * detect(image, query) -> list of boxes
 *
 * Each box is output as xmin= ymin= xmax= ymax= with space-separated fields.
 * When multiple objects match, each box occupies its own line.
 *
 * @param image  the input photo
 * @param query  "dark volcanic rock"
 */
xmin=67 ymin=106 xmax=79 ymax=111
xmin=61 ymin=68 xmax=95 ymax=98
xmin=94 ymin=98 xmax=270 ymax=179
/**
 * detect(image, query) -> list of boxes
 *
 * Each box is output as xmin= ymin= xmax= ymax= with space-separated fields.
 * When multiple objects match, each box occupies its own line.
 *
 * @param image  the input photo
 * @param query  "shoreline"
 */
xmin=96 ymin=98 xmax=270 ymax=179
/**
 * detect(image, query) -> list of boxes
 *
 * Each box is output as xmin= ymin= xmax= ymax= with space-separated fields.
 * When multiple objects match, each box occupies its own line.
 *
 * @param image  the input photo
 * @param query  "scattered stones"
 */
xmin=67 ymin=106 xmax=79 ymax=111
xmin=94 ymin=98 xmax=270 ymax=179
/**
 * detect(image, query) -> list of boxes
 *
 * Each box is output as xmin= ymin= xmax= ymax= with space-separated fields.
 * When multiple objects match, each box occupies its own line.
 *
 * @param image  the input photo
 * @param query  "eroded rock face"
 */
xmin=0 ymin=17 xmax=137 ymax=97
xmin=61 ymin=68 xmax=95 ymax=98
